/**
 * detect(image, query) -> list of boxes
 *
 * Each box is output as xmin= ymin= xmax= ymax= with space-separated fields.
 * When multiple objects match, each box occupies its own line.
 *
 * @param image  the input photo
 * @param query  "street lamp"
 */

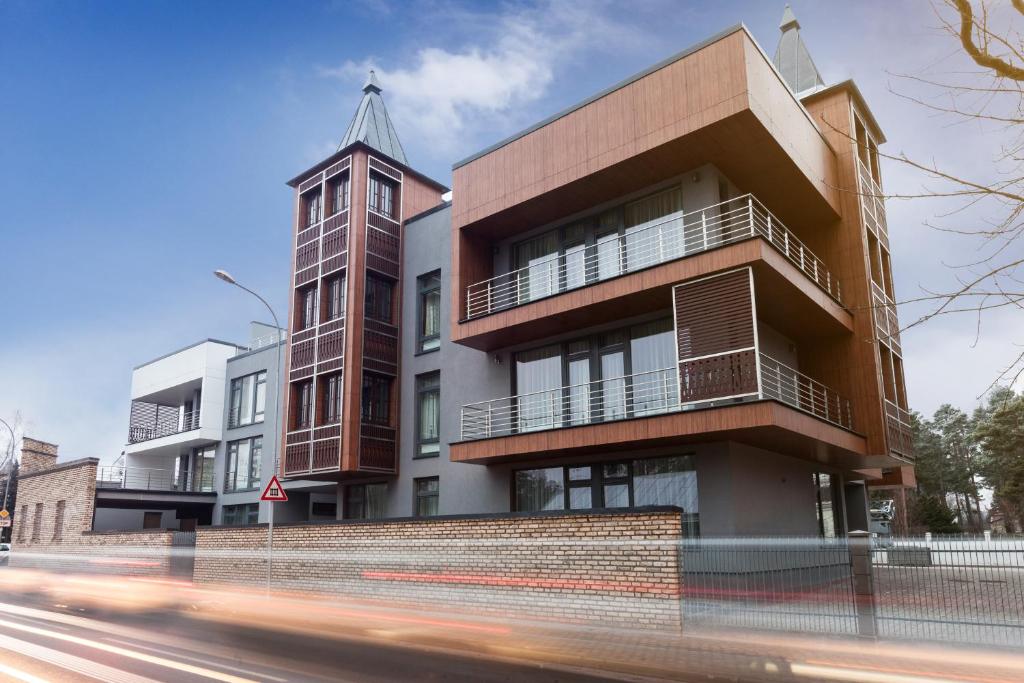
xmin=214 ymin=269 xmax=283 ymax=593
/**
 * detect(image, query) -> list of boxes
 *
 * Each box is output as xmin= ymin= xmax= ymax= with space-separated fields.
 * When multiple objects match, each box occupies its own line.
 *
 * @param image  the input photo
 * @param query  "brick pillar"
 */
xmin=20 ymin=437 xmax=58 ymax=474
xmin=848 ymin=530 xmax=877 ymax=638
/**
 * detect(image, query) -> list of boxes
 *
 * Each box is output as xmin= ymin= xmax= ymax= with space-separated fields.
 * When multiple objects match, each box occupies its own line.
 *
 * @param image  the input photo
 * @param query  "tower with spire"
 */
xmin=281 ymin=72 xmax=448 ymax=481
xmin=772 ymin=4 xmax=825 ymax=96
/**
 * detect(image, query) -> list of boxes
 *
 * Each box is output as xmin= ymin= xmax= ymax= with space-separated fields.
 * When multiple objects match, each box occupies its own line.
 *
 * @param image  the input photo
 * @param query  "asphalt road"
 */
xmin=0 ymin=596 xmax=649 ymax=683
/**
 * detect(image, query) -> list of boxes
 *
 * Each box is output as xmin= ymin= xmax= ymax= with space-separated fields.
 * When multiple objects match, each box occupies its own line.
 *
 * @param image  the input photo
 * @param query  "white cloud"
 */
xmin=320 ymin=0 xmax=645 ymax=152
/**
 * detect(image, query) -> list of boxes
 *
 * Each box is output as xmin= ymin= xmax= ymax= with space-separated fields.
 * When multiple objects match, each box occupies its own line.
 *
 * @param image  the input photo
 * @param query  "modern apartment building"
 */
xmin=280 ymin=11 xmax=914 ymax=535
xmin=98 ymin=323 xmax=335 ymax=529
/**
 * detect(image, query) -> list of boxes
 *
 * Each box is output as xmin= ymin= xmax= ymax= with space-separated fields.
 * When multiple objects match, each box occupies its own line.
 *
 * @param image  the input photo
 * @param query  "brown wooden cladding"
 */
xmin=674 ymin=269 xmax=754 ymax=360
xmin=679 ymin=350 xmax=758 ymax=403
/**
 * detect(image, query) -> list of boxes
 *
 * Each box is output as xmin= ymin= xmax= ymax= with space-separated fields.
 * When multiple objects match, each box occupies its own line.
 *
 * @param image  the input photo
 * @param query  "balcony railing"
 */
xmin=465 ymin=194 xmax=841 ymax=320
xmin=871 ymin=281 xmax=901 ymax=351
xmin=128 ymin=403 xmax=200 ymax=444
xmin=460 ymin=352 xmax=852 ymax=441
xmin=885 ymin=399 xmax=914 ymax=458
xmin=96 ymin=466 xmax=215 ymax=493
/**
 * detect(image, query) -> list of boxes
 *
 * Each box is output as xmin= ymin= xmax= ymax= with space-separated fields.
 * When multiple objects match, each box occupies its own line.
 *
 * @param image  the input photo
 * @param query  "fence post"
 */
xmin=848 ymin=530 xmax=878 ymax=639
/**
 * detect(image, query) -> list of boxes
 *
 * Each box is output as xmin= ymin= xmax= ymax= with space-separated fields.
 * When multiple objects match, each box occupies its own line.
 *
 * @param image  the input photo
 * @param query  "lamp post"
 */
xmin=214 ymin=269 xmax=282 ymax=594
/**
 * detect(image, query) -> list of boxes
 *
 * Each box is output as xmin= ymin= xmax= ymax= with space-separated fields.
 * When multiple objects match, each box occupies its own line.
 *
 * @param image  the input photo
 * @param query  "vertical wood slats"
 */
xmin=674 ymin=269 xmax=758 ymax=403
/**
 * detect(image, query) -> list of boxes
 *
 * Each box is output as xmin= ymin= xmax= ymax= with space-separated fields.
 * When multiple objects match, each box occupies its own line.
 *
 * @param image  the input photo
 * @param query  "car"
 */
xmin=0 ymin=542 xmax=10 ymax=567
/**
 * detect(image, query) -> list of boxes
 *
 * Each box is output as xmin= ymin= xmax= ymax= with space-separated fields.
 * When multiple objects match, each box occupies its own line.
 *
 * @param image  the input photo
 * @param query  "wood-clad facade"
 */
xmin=282 ymin=144 xmax=445 ymax=480
xmin=448 ymin=25 xmax=913 ymax=485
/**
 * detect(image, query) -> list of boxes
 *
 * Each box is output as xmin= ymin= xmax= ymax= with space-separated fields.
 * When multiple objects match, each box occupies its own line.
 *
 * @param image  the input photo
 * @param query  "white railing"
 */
xmin=759 ymin=354 xmax=853 ymax=430
xmin=465 ymin=194 xmax=841 ymax=319
xmin=460 ymin=354 xmax=853 ymax=441
xmin=248 ymin=331 xmax=283 ymax=351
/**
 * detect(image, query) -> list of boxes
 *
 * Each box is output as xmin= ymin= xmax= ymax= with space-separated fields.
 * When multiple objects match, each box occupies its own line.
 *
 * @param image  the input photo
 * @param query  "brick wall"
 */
xmin=14 ymin=456 xmax=97 ymax=545
xmin=195 ymin=508 xmax=684 ymax=630
xmin=12 ymin=450 xmax=174 ymax=577
xmin=19 ymin=437 xmax=59 ymax=475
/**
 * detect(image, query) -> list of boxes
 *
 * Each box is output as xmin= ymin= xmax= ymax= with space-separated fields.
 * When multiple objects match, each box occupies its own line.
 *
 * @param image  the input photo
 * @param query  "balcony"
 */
xmin=96 ymin=466 xmax=215 ymax=493
xmin=464 ymin=194 xmax=841 ymax=322
xmin=128 ymin=402 xmax=200 ymax=444
xmin=885 ymin=400 xmax=914 ymax=458
xmin=871 ymin=281 xmax=901 ymax=353
xmin=461 ymin=352 xmax=852 ymax=442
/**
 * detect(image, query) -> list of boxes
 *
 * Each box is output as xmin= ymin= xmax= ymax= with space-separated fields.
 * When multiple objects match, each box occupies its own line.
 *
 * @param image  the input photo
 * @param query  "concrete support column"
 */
xmin=848 ymin=530 xmax=877 ymax=638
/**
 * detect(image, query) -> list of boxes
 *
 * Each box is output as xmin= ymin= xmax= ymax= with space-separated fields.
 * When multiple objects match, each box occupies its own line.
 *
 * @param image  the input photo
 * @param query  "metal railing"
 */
xmin=465 ymin=194 xmax=841 ymax=319
xmin=223 ymin=469 xmax=260 ymax=493
xmin=460 ymin=353 xmax=852 ymax=440
xmin=128 ymin=403 xmax=200 ymax=444
xmin=759 ymin=354 xmax=854 ymax=430
xmin=871 ymin=281 xmax=901 ymax=350
xmin=97 ymin=466 xmax=176 ymax=491
xmin=885 ymin=399 xmax=914 ymax=457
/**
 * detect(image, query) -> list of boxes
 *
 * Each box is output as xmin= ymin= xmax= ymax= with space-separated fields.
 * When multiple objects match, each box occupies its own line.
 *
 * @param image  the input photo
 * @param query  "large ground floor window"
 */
xmin=514 ymin=454 xmax=699 ymax=535
xmin=222 ymin=503 xmax=259 ymax=526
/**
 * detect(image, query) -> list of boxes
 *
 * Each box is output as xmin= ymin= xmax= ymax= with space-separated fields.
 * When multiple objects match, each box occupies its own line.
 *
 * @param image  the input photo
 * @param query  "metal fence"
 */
xmin=681 ymin=534 xmax=1024 ymax=648
xmin=681 ymin=537 xmax=858 ymax=635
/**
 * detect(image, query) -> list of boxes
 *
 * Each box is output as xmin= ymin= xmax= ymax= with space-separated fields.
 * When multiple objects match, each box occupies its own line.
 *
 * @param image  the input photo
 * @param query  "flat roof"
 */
xmin=132 ymin=338 xmax=246 ymax=371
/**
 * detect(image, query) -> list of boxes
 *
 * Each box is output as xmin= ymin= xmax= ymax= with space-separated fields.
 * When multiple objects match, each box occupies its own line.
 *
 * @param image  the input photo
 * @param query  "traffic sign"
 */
xmin=260 ymin=475 xmax=288 ymax=502
xmin=0 ymin=519 xmax=10 ymax=528
xmin=0 ymin=509 xmax=9 ymax=518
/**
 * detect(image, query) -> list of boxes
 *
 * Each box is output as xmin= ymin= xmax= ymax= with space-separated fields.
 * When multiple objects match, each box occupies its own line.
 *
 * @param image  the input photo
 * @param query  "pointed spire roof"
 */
xmin=772 ymin=4 xmax=825 ymax=96
xmin=338 ymin=70 xmax=407 ymax=165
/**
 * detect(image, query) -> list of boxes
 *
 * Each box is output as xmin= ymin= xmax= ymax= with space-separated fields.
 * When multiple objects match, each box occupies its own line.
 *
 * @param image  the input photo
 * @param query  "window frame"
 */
xmin=361 ymin=373 xmax=392 ymax=426
xmin=343 ymin=482 xmax=387 ymax=519
xmin=415 ymin=372 xmax=441 ymax=458
xmin=368 ymin=172 xmax=397 ymax=219
xmin=416 ymin=270 xmax=442 ymax=353
xmin=324 ymin=274 xmax=346 ymax=322
xmin=298 ymin=285 xmax=318 ymax=330
xmin=228 ymin=370 xmax=268 ymax=428
xmin=303 ymin=189 xmax=323 ymax=228
xmin=413 ymin=477 xmax=440 ymax=517
xmin=224 ymin=436 xmax=263 ymax=493
xmin=330 ymin=173 xmax=350 ymax=216
xmin=222 ymin=503 xmax=260 ymax=526
xmin=322 ymin=372 xmax=343 ymax=424
xmin=294 ymin=380 xmax=314 ymax=429
xmin=364 ymin=274 xmax=394 ymax=324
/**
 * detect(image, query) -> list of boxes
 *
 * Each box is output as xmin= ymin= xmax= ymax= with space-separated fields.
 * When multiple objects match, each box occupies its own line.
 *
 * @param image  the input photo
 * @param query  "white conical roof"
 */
xmin=772 ymin=5 xmax=825 ymax=96
xmin=338 ymin=70 xmax=408 ymax=165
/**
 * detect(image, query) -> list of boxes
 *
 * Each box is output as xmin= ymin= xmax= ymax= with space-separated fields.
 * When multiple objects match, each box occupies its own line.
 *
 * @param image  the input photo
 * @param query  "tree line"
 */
xmin=910 ymin=387 xmax=1024 ymax=533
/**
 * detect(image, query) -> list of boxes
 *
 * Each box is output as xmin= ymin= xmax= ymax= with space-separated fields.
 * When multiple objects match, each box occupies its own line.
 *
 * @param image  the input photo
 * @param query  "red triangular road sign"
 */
xmin=260 ymin=475 xmax=288 ymax=502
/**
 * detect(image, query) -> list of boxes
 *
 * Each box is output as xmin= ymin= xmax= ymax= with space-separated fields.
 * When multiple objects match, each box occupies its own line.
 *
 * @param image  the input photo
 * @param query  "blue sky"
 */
xmin=1 ymin=0 xmax=1018 ymax=459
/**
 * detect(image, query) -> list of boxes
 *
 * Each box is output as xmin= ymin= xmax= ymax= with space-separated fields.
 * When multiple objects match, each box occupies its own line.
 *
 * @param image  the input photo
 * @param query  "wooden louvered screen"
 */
xmin=674 ymin=268 xmax=759 ymax=403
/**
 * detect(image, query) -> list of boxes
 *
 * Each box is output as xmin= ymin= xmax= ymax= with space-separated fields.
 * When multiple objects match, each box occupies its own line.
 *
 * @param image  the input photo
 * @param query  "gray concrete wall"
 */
xmin=384 ymin=203 xmax=510 ymax=517
xmin=215 ymin=342 xmax=282 ymax=524
xmin=93 ymin=508 xmax=178 ymax=532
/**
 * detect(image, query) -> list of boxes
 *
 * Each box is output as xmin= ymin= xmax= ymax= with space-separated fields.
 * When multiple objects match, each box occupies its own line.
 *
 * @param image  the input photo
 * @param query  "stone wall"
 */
xmin=195 ymin=508 xmax=684 ymax=630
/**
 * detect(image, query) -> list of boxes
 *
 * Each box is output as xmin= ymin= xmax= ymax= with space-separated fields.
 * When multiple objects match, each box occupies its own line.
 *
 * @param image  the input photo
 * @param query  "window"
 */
xmin=143 ymin=511 xmax=162 ymax=529
xmin=311 ymin=501 xmax=338 ymax=518
xmin=415 ymin=372 xmax=440 ymax=458
xmin=361 ymin=373 xmax=391 ymax=425
xmin=368 ymin=173 xmax=397 ymax=218
xmin=225 ymin=437 xmax=262 ymax=492
xmin=512 ymin=318 xmax=677 ymax=431
xmin=364 ymin=274 xmax=393 ymax=323
xmin=322 ymin=373 xmax=343 ymax=424
xmin=294 ymin=380 xmax=313 ymax=429
xmin=344 ymin=483 xmax=387 ymax=519
xmin=514 ymin=455 xmax=699 ymax=535
xmin=331 ymin=174 xmax=350 ymax=215
xmin=304 ymin=190 xmax=322 ymax=227
xmin=31 ymin=502 xmax=42 ymax=541
xmin=222 ymin=503 xmax=260 ymax=526
xmin=229 ymin=371 xmax=267 ymax=428
xmin=52 ymin=501 xmax=65 ymax=540
xmin=414 ymin=477 xmax=439 ymax=517
xmin=298 ymin=285 xmax=317 ymax=330
xmin=325 ymin=275 xmax=346 ymax=321
xmin=416 ymin=271 xmax=441 ymax=352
